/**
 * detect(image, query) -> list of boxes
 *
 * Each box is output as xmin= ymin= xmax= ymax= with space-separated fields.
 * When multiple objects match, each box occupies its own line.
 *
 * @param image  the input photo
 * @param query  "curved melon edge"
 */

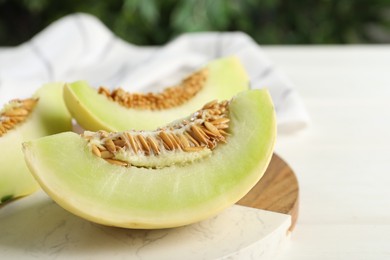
xmin=63 ymin=56 xmax=249 ymax=131
xmin=24 ymin=89 xmax=275 ymax=229
xmin=0 ymin=82 xmax=72 ymax=203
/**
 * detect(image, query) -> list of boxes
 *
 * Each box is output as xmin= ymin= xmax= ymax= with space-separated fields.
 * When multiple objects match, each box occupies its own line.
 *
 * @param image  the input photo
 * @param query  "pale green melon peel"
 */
xmin=63 ymin=56 xmax=249 ymax=131
xmin=23 ymin=89 xmax=275 ymax=228
xmin=0 ymin=82 xmax=72 ymax=204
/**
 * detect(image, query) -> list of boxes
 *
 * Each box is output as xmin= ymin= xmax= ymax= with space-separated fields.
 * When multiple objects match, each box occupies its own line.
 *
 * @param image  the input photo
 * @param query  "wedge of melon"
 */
xmin=23 ymin=89 xmax=275 ymax=228
xmin=0 ymin=83 xmax=72 ymax=204
xmin=63 ymin=56 xmax=248 ymax=131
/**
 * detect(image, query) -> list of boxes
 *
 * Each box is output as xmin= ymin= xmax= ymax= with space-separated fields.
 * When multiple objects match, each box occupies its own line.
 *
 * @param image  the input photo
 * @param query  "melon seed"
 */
xmin=0 ymin=98 xmax=38 ymax=137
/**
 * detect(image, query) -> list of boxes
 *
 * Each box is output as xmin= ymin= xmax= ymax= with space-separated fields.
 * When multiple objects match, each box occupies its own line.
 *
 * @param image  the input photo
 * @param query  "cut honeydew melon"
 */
xmin=64 ymin=56 xmax=249 ymax=131
xmin=23 ymin=89 xmax=276 ymax=228
xmin=0 ymin=83 xmax=72 ymax=204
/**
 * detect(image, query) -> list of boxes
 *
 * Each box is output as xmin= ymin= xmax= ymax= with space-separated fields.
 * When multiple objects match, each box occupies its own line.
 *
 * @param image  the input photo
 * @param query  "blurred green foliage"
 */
xmin=0 ymin=0 xmax=389 ymax=46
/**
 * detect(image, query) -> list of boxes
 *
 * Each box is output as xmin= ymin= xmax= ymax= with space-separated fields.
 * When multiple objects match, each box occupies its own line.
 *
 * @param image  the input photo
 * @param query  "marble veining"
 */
xmin=0 ymin=191 xmax=290 ymax=259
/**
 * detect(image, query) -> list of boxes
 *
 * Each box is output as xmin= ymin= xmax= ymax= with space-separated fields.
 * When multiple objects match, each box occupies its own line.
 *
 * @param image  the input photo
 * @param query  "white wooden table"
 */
xmin=264 ymin=45 xmax=390 ymax=260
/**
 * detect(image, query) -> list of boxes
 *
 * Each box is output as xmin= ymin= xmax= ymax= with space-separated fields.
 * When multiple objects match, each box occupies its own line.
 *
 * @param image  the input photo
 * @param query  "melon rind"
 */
xmin=63 ymin=56 xmax=249 ymax=131
xmin=0 ymin=83 xmax=72 ymax=203
xmin=23 ymin=89 xmax=275 ymax=228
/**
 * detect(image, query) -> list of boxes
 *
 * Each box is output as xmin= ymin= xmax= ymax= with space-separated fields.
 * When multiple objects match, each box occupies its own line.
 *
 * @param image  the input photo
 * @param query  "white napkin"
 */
xmin=0 ymin=13 xmax=309 ymax=134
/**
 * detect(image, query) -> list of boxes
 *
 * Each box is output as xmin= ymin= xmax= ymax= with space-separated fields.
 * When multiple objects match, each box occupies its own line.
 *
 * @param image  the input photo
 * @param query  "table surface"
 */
xmin=263 ymin=45 xmax=390 ymax=260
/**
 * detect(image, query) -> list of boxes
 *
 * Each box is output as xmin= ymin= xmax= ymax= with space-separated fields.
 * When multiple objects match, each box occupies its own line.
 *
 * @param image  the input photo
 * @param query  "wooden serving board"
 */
xmin=237 ymin=153 xmax=299 ymax=231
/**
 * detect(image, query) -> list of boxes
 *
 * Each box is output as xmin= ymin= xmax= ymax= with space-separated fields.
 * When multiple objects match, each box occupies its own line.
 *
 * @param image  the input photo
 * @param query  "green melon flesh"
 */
xmin=63 ymin=56 xmax=249 ymax=131
xmin=0 ymin=83 xmax=72 ymax=204
xmin=23 ymin=89 xmax=275 ymax=228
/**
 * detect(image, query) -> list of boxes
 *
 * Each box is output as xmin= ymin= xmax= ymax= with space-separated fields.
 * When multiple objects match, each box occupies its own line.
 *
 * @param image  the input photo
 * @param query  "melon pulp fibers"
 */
xmin=63 ymin=56 xmax=249 ymax=131
xmin=23 ymin=89 xmax=276 ymax=229
xmin=0 ymin=83 xmax=72 ymax=204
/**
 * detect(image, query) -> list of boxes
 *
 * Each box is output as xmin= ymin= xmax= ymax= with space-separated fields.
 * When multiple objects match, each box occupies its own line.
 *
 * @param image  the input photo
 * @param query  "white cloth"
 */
xmin=0 ymin=13 xmax=309 ymax=133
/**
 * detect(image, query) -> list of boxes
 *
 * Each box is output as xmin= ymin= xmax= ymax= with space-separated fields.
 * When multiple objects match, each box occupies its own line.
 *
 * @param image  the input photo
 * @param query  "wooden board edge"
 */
xmin=237 ymin=153 xmax=299 ymax=232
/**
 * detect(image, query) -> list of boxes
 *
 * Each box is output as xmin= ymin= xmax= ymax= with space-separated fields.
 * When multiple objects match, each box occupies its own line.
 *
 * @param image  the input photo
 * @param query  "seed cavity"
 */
xmin=83 ymin=98 xmax=230 ymax=168
xmin=98 ymin=69 xmax=208 ymax=110
xmin=0 ymin=98 xmax=38 ymax=137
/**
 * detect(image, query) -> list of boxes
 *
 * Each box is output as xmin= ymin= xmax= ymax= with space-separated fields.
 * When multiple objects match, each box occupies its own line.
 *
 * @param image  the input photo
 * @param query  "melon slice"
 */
xmin=63 ymin=56 xmax=248 ymax=131
xmin=0 ymin=83 xmax=72 ymax=204
xmin=22 ymin=89 xmax=275 ymax=228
